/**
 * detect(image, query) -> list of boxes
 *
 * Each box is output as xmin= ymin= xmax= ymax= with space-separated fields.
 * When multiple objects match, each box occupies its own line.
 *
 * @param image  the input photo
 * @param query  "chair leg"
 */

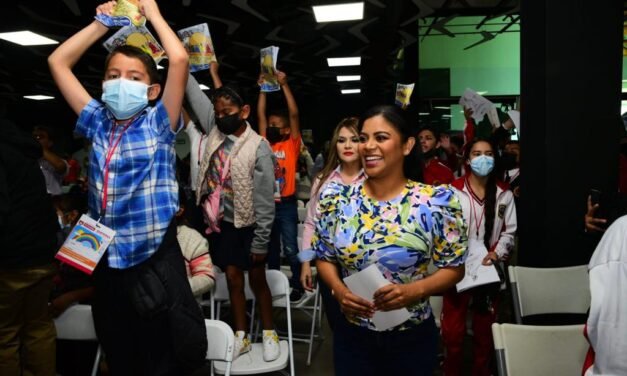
xmin=306 ymin=286 xmax=321 ymax=365
xmin=91 ymin=345 xmax=102 ymax=376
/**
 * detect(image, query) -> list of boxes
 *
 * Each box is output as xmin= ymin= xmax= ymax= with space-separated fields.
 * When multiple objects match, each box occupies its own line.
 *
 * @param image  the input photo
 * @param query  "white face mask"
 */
xmin=470 ymin=155 xmax=495 ymax=177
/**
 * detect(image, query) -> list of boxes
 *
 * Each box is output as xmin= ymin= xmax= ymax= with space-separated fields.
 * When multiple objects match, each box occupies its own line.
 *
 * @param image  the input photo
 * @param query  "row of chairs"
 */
xmin=54 ymin=270 xmax=298 ymax=376
xmin=493 ymin=264 xmax=590 ymax=376
xmin=429 ymin=264 xmax=591 ymax=376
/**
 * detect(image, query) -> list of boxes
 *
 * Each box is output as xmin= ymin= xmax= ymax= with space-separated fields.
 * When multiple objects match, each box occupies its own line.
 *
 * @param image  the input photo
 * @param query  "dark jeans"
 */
xmin=334 ymin=315 xmax=438 ymax=376
xmin=268 ymin=196 xmax=301 ymax=289
xmin=92 ymin=220 xmax=207 ymax=376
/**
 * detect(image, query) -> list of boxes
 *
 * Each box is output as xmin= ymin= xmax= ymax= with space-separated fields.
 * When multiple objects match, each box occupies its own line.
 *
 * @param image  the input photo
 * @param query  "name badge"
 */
xmin=55 ymin=214 xmax=116 ymax=275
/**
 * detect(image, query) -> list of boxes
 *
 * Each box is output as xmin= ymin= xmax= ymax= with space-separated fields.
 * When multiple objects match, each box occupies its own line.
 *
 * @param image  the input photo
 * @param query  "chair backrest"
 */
xmin=297 ymin=223 xmax=304 ymax=239
xmin=429 ymin=295 xmax=443 ymax=328
xmin=297 ymin=207 xmax=307 ymax=223
xmin=54 ymin=304 xmax=97 ymax=341
xmin=205 ymin=319 xmax=234 ymax=362
xmin=212 ymin=271 xmax=255 ymax=301
xmin=265 ymin=269 xmax=291 ymax=299
xmin=492 ymin=323 xmax=588 ymax=376
xmin=508 ymin=265 xmax=590 ymax=322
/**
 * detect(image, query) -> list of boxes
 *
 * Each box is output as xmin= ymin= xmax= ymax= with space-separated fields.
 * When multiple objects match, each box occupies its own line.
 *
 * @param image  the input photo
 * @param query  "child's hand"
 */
xmin=138 ymin=0 xmax=161 ymax=22
xmin=96 ymin=1 xmax=117 ymax=17
xmin=277 ymin=71 xmax=287 ymax=86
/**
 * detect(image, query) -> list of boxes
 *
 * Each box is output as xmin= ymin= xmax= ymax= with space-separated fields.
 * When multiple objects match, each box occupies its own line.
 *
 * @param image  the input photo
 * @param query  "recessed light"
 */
xmin=0 ymin=31 xmax=58 ymax=46
xmin=341 ymin=89 xmax=361 ymax=94
xmin=327 ymin=57 xmax=361 ymax=67
xmin=24 ymin=95 xmax=54 ymax=100
xmin=199 ymin=84 xmax=210 ymax=90
xmin=336 ymin=75 xmax=361 ymax=82
xmin=313 ymin=2 xmax=364 ymax=23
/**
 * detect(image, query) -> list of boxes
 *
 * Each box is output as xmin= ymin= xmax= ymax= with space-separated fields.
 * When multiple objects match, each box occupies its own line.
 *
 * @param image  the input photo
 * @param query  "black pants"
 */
xmin=334 ymin=315 xmax=438 ymax=376
xmin=92 ymin=220 xmax=207 ymax=376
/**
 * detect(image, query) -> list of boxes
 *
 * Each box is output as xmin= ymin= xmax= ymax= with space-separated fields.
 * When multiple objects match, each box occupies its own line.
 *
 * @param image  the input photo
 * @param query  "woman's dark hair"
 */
xmin=104 ymin=45 xmax=160 ymax=84
xmin=463 ymin=138 xmax=499 ymax=250
xmin=212 ymin=84 xmax=247 ymax=107
xmin=358 ymin=105 xmax=423 ymax=183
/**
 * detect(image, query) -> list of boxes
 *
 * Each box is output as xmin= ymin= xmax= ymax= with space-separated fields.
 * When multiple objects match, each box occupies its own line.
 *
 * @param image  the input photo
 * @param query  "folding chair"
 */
xmin=205 ymin=319 xmax=235 ymax=376
xmin=203 ymin=269 xmax=257 ymax=336
xmin=273 ymin=278 xmax=323 ymax=366
xmin=508 ymin=265 xmax=590 ymax=324
xmin=213 ymin=270 xmax=295 ymax=375
xmin=492 ymin=323 xmax=588 ymax=376
xmin=54 ymin=304 xmax=102 ymax=376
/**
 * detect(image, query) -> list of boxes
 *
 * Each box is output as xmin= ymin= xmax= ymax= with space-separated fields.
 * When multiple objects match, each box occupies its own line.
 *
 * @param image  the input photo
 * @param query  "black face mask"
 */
xmin=266 ymin=127 xmax=284 ymax=144
xmin=500 ymin=152 xmax=518 ymax=170
xmin=216 ymin=113 xmax=243 ymax=135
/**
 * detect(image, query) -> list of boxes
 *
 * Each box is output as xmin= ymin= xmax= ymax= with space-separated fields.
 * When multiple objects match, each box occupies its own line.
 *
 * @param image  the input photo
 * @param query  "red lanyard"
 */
xmin=100 ymin=121 xmax=133 ymax=218
xmin=466 ymin=179 xmax=485 ymax=237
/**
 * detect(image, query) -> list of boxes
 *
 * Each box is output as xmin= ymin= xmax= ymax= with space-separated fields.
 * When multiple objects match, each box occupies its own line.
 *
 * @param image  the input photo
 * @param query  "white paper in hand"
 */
xmin=456 ymin=238 xmax=500 ymax=292
xmin=343 ymin=264 xmax=411 ymax=331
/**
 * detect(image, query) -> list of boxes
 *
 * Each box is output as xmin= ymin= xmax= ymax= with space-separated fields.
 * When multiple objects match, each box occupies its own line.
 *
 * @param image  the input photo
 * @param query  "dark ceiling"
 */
xmin=0 ymin=0 xmax=519 ymax=147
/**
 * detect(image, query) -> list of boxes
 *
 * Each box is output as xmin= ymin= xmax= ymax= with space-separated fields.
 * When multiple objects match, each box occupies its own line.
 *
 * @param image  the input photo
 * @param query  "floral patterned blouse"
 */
xmin=312 ymin=180 xmax=468 ymax=331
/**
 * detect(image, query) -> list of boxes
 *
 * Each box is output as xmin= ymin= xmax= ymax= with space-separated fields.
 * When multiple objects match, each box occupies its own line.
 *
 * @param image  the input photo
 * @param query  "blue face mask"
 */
xmin=470 ymin=155 xmax=495 ymax=177
xmin=101 ymin=78 xmax=150 ymax=120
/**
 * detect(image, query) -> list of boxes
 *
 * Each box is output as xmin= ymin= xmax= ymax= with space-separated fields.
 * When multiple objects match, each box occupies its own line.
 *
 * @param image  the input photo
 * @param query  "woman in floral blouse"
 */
xmin=312 ymin=105 xmax=468 ymax=375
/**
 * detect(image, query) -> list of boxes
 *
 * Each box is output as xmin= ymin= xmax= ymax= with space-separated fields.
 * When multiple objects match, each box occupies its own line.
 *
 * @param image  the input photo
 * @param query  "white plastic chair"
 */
xmin=491 ymin=323 xmax=588 ymax=376
xmin=204 ymin=270 xmax=257 ymax=336
xmin=297 ymin=207 xmax=307 ymax=223
xmin=205 ymin=319 xmax=235 ymax=376
xmin=54 ymin=304 xmax=102 ymax=376
xmin=273 ymin=278 xmax=322 ymax=366
xmin=297 ymin=224 xmax=304 ymax=239
xmin=213 ymin=270 xmax=295 ymax=375
xmin=508 ymin=265 xmax=590 ymax=324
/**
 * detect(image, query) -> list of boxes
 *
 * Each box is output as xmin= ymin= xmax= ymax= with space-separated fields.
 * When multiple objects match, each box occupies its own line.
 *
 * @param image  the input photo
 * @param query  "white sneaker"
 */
xmin=262 ymin=329 xmax=280 ymax=362
xmin=233 ymin=331 xmax=251 ymax=360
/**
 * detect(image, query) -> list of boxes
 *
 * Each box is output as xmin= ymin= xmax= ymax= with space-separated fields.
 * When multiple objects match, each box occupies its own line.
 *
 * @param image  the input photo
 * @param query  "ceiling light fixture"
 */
xmin=24 ymin=95 xmax=54 ymax=100
xmin=0 ymin=31 xmax=58 ymax=46
xmin=199 ymin=84 xmax=210 ymax=90
xmin=336 ymin=75 xmax=361 ymax=82
xmin=419 ymin=112 xmax=430 ymax=116
xmin=313 ymin=2 xmax=364 ymax=23
xmin=327 ymin=57 xmax=361 ymax=67
xmin=434 ymin=106 xmax=450 ymax=110
xmin=341 ymin=89 xmax=361 ymax=94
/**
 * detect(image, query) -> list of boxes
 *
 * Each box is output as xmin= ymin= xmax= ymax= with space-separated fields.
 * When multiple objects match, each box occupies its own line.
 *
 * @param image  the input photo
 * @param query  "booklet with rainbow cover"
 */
xmin=103 ymin=25 xmax=165 ymax=63
xmin=56 ymin=215 xmax=116 ymax=275
xmin=259 ymin=46 xmax=280 ymax=92
xmin=95 ymin=0 xmax=145 ymax=28
xmin=395 ymin=83 xmax=415 ymax=109
xmin=177 ymin=23 xmax=217 ymax=72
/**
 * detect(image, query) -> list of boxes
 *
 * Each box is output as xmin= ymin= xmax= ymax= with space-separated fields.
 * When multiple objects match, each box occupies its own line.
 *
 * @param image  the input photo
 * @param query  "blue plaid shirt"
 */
xmin=76 ymin=99 xmax=182 ymax=269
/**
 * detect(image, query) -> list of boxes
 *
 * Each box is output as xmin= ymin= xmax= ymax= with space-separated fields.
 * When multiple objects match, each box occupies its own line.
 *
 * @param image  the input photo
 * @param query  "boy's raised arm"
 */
xmin=277 ymin=71 xmax=300 ymax=140
xmin=140 ymin=0 xmax=188 ymax=131
xmin=257 ymin=74 xmax=268 ymax=137
xmin=48 ymin=2 xmax=114 ymax=115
